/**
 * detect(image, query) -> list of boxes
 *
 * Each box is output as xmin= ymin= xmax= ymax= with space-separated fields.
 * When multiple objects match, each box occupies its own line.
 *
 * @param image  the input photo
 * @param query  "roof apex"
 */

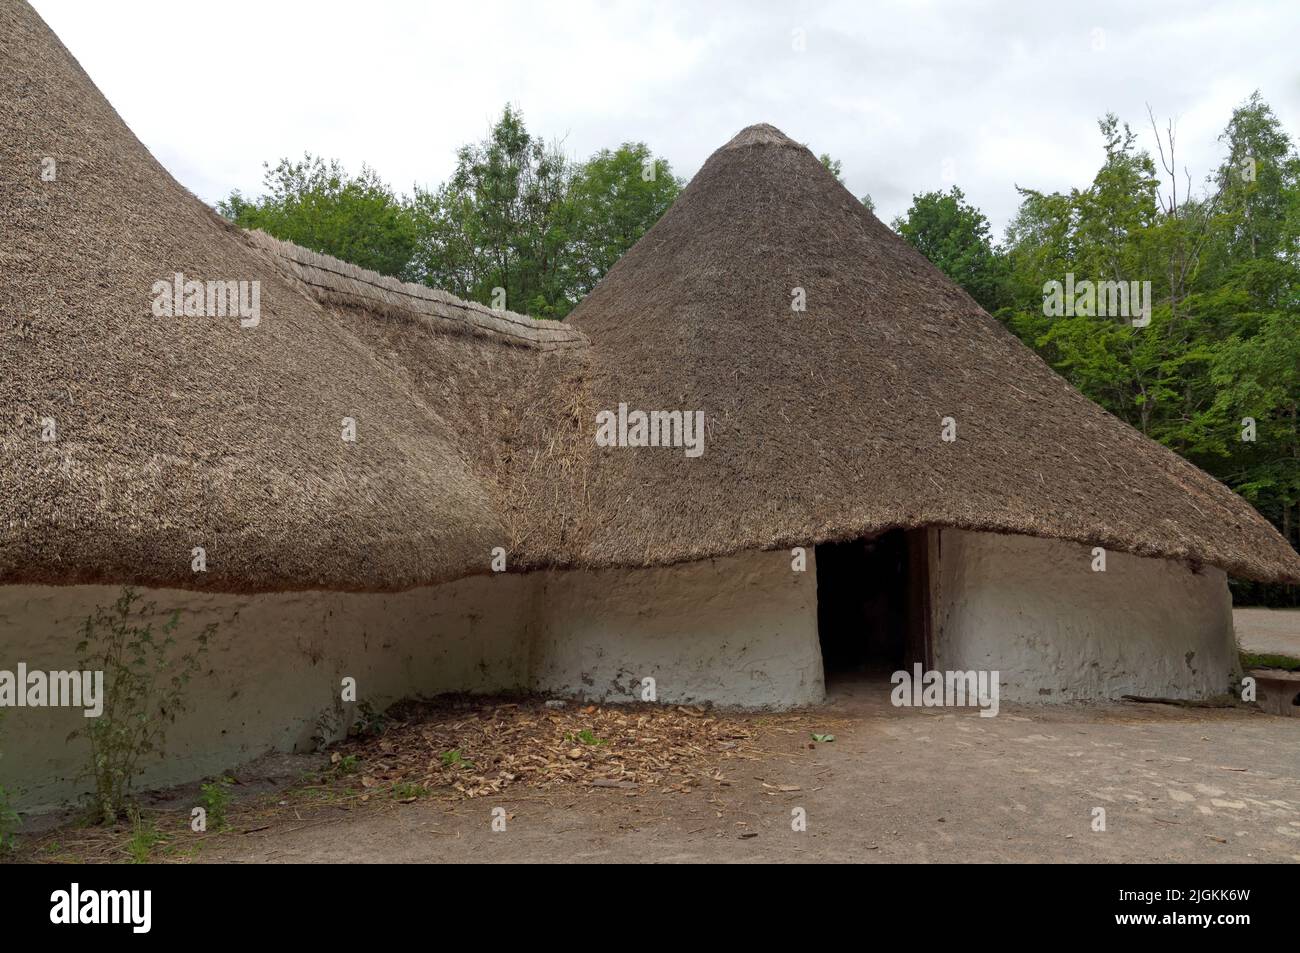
xmin=721 ymin=123 xmax=804 ymax=150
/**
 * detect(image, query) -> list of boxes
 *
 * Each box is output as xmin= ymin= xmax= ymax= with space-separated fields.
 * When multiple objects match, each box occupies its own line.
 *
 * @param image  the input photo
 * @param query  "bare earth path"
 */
xmin=196 ymin=682 xmax=1300 ymax=864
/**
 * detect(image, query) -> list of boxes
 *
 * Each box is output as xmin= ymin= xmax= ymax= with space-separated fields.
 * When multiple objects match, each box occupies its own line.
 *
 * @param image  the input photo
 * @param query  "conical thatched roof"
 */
xmin=562 ymin=123 xmax=1300 ymax=584
xmin=2 ymin=0 xmax=1296 ymax=592
xmin=0 ymin=0 xmax=578 ymax=591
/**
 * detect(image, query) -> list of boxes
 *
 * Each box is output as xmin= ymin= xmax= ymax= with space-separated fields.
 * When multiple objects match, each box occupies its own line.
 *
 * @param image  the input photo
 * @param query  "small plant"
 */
xmin=350 ymin=701 xmax=386 ymax=738
xmin=0 ymin=791 xmax=17 ymax=852
xmin=0 ymin=785 xmax=17 ymax=853
xmin=125 ymin=808 xmax=162 ymax=864
xmin=440 ymin=749 xmax=471 ymax=768
xmin=72 ymin=588 xmax=217 ymax=825
xmin=0 ymin=712 xmax=18 ymax=852
xmin=199 ymin=776 xmax=234 ymax=830
xmin=567 ymin=729 xmax=606 ymax=746
xmin=391 ymin=781 xmax=428 ymax=800
xmin=333 ymin=753 xmax=360 ymax=775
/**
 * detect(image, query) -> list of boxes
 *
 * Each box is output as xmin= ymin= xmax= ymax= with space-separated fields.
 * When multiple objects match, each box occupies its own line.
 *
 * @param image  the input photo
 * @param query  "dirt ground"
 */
xmin=88 ymin=682 xmax=1291 ymax=865
xmin=1235 ymin=607 xmax=1300 ymax=658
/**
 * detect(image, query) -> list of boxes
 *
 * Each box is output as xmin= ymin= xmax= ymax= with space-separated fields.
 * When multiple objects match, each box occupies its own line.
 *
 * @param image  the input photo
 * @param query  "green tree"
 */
xmin=1076 ymin=115 xmax=1160 ymax=291
xmin=218 ymin=156 xmax=417 ymax=278
xmin=1001 ymin=116 xmax=1192 ymax=437
xmin=1212 ymin=91 xmax=1298 ymax=264
xmin=410 ymin=110 xmax=680 ymax=317
xmin=568 ymin=143 xmax=682 ymax=297
xmin=1190 ymin=94 xmax=1300 ymax=562
xmin=892 ymin=186 xmax=1010 ymax=312
xmin=1206 ymin=309 xmax=1300 ymax=517
xmin=409 ymin=106 xmax=576 ymax=318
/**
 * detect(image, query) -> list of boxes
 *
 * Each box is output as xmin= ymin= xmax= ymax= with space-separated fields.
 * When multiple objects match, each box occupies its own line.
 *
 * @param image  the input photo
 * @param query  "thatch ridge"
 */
xmin=246 ymin=230 xmax=587 ymax=352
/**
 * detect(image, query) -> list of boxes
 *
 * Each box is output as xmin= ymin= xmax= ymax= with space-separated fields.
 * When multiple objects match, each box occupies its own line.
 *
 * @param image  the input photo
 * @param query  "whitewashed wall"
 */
xmin=930 ymin=529 xmax=1238 ymax=702
xmin=0 ymin=576 xmax=533 ymax=811
xmin=532 ymin=549 xmax=824 ymax=708
xmin=0 ymin=548 xmax=822 ymax=810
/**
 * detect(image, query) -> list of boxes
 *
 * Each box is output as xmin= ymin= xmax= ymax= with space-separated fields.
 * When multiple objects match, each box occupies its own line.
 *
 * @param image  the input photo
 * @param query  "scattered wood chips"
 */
xmin=333 ymin=697 xmax=768 ymax=799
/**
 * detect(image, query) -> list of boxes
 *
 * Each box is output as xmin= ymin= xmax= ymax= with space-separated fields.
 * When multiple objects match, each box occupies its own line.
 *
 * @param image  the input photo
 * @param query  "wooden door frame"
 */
xmin=905 ymin=528 xmax=934 ymax=670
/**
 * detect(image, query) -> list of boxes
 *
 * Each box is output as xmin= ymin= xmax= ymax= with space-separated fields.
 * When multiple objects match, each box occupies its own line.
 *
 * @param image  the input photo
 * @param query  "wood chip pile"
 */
xmin=334 ymin=698 xmax=768 ymax=799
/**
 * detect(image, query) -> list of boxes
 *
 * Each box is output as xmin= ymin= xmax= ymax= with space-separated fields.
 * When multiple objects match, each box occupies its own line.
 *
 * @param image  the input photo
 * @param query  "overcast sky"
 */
xmin=32 ymin=0 xmax=1300 ymax=236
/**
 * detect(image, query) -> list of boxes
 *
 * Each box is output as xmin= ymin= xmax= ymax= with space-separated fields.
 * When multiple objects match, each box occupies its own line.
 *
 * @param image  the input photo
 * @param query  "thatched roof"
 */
xmin=561 ymin=123 xmax=1300 ymax=584
xmin=0 ymin=0 xmax=567 ymax=591
xmin=3 ymin=1 xmax=1297 ymax=591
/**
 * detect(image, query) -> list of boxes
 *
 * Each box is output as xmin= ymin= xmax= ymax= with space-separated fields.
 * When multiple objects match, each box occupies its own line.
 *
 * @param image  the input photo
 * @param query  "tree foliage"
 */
xmin=569 ymin=142 xmax=681 ymax=299
xmin=409 ymin=105 xmax=575 ymax=317
xmin=893 ymin=186 xmax=1010 ymax=313
xmin=218 ymin=156 xmax=417 ymax=278
xmin=222 ymin=106 xmax=681 ymax=319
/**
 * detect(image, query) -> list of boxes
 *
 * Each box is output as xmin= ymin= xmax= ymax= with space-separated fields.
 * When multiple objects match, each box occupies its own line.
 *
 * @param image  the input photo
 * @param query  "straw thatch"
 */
xmin=0 ymin=0 xmax=531 ymax=591
xmin=246 ymin=230 xmax=586 ymax=353
xmin=2 ymin=0 xmax=1296 ymax=590
xmin=561 ymin=123 xmax=1300 ymax=584
xmin=248 ymin=230 xmax=597 ymax=567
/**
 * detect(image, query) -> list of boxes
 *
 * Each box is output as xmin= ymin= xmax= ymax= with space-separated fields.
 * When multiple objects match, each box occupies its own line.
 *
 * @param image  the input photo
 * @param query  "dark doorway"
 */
xmin=816 ymin=529 xmax=930 ymax=683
